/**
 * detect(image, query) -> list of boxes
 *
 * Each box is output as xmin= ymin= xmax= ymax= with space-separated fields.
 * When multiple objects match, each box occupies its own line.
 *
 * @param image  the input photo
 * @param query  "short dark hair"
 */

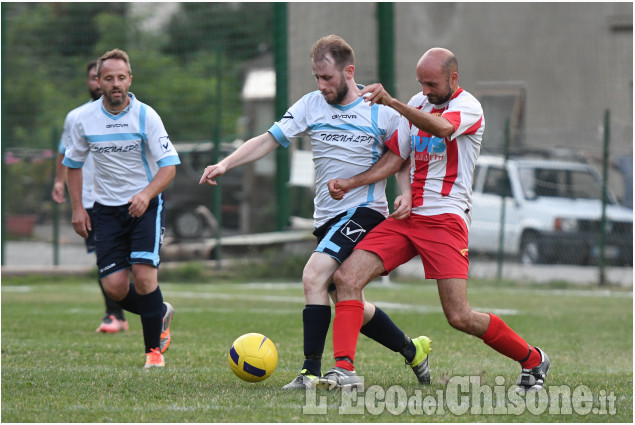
xmin=86 ymin=60 xmax=97 ymax=76
xmin=310 ymin=35 xmax=355 ymax=70
xmin=97 ymin=48 xmax=132 ymax=77
xmin=442 ymin=55 xmax=458 ymax=75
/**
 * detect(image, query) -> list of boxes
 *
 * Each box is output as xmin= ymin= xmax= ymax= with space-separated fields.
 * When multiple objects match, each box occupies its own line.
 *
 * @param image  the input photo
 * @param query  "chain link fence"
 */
xmin=2 ymin=3 xmax=632 ymax=282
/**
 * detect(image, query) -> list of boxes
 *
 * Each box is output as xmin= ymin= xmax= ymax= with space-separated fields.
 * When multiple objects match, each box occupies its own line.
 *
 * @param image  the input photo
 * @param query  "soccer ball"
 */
xmin=228 ymin=333 xmax=278 ymax=382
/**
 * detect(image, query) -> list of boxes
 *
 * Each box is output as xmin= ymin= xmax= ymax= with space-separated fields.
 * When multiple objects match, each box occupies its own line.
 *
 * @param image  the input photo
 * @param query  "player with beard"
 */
xmin=200 ymin=35 xmax=432 ymax=389
xmin=52 ymin=60 xmax=129 ymax=334
xmin=322 ymin=47 xmax=550 ymax=393
xmin=64 ymin=49 xmax=179 ymax=368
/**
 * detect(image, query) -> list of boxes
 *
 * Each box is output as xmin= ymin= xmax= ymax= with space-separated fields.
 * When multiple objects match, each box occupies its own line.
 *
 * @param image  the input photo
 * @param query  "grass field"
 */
xmin=1 ymin=272 xmax=632 ymax=422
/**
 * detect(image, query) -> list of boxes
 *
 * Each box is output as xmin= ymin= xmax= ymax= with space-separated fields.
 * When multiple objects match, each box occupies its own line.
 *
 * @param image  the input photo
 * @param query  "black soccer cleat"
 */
xmin=515 ymin=347 xmax=550 ymax=393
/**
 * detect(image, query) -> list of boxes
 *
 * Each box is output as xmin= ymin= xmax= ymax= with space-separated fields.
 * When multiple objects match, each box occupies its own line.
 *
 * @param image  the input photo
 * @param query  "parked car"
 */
xmin=469 ymin=154 xmax=633 ymax=265
xmin=163 ymin=141 xmax=243 ymax=239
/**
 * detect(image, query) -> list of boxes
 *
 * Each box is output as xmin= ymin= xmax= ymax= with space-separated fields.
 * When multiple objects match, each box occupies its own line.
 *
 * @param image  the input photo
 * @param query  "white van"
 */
xmin=469 ymin=155 xmax=633 ymax=265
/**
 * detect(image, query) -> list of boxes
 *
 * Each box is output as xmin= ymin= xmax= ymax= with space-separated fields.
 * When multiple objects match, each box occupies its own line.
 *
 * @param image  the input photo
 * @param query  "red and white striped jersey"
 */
xmin=386 ymin=88 xmax=484 ymax=226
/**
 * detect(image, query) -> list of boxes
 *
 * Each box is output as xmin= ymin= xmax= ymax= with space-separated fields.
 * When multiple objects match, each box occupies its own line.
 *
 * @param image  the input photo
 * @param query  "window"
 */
xmin=483 ymin=167 xmax=511 ymax=197
xmin=473 ymin=82 xmax=526 ymax=151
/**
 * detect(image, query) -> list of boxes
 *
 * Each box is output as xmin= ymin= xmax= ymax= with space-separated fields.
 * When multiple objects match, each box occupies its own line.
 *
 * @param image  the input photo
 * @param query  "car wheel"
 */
xmin=520 ymin=232 xmax=543 ymax=265
xmin=173 ymin=208 xmax=207 ymax=239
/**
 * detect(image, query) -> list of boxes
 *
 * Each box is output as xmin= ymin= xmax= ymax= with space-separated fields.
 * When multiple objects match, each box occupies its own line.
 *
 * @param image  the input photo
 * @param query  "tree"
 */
xmin=164 ymin=3 xmax=273 ymax=62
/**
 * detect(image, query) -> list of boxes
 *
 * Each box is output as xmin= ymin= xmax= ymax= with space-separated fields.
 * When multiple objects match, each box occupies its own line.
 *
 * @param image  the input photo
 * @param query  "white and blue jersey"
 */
xmin=59 ymin=100 xmax=97 ymax=210
xmin=269 ymin=88 xmax=400 ymax=228
xmin=62 ymin=92 xmax=180 ymax=207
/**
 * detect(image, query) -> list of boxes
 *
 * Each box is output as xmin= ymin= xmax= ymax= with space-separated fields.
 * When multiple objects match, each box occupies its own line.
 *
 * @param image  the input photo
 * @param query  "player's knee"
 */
xmin=301 ymin=266 xmax=324 ymax=294
xmin=446 ymin=310 xmax=471 ymax=332
xmin=102 ymin=281 xmax=128 ymax=302
xmin=333 ymin=266 xmax=363 ymax=292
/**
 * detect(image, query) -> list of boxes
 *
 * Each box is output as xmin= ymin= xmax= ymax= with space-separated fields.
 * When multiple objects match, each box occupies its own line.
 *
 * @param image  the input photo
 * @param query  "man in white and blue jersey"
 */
xmin=200 ymin=35 xmax=431 ymax=389
xmin=63 ymin=49 xmax=180 ymax=369
xmin=52 ymin=60 xmax=129 ymax=334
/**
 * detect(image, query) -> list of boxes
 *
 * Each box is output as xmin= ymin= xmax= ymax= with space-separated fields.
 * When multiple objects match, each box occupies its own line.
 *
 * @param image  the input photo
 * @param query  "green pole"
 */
xmin=1 ymin=4 xmax=7 ymax=265
xmin=213 ymin=47 xmax=223 ymax=269
xmin=52 ymin=126 xmax=60 ymax=266
xmin=273 ymin=3 xmax=290 ymax=231
xmin=377 ymin=3 xmax=398 ymax=209
xmin=598 ymin=109 xmax=610 ymax=286
xmin=496 ymin=117 xmax=511 ymax=281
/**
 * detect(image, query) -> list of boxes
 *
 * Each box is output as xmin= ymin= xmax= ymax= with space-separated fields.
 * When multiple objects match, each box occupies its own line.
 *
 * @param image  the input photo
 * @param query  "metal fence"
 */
xmin=1 ymin=3 xmax=632 ymax=282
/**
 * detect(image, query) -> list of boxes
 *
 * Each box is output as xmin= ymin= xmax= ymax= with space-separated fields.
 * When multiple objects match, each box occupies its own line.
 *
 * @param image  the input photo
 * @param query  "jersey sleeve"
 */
xmin=58 ymin=111 xmax=73 ymax=154
xmin=443 ymin=95 xmax=484 ymax=140
xmin=268 ymin=94 xmax=311 ymax=148
xmin=62 ymin=119 xmax=89 ymax=168
xmin=385 ymin=114 xmax=413 ymax=160
xmin=144 ymin=106 xmax=181 ymax=167
xmin=382 ymin=107 xmax=401 ymax=143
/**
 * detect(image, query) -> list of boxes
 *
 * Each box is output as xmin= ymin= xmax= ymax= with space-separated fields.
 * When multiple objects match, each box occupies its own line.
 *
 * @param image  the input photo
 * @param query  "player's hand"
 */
xmin=199 ymin=164 xmax=227 ymax=187
xmin=128 ymin=192 xmax=151 ymax=217
xmin=389 ymin=194 xmax=412 ymax=220
xmin=359 ymin=83 xmax=394 ymax=106
xmin=51 ymin=181 xmax=66 ymax=204
xmin=71 ymin=207 xmax=91 ymax=238
xmin=328 ymin=179 xmax=351 ymax=200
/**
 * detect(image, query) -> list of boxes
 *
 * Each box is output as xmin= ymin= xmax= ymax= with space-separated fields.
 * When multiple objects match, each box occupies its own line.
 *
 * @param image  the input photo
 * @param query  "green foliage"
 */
xmin=237 ymin=250 xmax=309 ymax=281
xmin=129 ymin=49 xmax=242 ymax=142
xmin=3 ymin=154 xmax=55 ymax=216
xmin=1 ymin=278 xmax=632 ymax=422
xmin=2 ymin=3 xmax=272 ymax=149
xmin=164 ymin=3 xmax=273 ymax=61
xmin=92 ymin=11 xmax=132 ymax=54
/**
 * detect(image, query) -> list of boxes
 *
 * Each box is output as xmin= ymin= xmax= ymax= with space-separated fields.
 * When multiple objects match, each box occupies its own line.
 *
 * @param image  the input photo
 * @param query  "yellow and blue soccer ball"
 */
xmin=228 ymin=333 xmax=278 ymax=382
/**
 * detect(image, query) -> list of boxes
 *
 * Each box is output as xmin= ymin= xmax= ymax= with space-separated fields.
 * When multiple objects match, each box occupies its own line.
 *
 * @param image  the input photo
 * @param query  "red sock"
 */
xmin=481 ymin=313 xmax=541 ymax=369
xmin=333 ymin=300 xmax=364 ymax=371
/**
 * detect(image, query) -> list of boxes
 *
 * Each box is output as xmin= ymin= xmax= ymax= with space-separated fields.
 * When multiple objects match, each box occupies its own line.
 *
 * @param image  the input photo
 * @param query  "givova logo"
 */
xmin=159 ymin=136 xmax=172 ymax=152
xmin=341 ymin=220 xmax=366 ymax=243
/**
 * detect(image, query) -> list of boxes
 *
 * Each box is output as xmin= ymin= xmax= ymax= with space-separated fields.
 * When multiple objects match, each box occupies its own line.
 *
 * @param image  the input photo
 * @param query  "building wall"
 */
xmin=287 ymin=3 xmax=379 ymax=103
xmin=287 ymin=2 xmax=632 ymax=154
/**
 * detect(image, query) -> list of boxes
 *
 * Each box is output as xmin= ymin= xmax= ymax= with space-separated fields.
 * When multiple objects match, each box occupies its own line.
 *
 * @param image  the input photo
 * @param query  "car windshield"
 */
xmin=518 ymin=166 xmax=606 ymax=201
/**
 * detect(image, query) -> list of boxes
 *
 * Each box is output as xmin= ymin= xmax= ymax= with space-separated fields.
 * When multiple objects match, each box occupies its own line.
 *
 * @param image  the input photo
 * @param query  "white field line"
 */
xmin=228 ymin=281 xmax=633 ymax=298
xmin=3 ymin=282 xmax=630 ymax=298
xmin=162 ymin=290 xmax=516 ymax=316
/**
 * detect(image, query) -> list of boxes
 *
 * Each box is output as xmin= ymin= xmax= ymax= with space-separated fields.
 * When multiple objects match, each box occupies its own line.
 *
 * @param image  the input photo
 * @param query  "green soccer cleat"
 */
xmin=408 ymin=335 xmax=432 ymax=384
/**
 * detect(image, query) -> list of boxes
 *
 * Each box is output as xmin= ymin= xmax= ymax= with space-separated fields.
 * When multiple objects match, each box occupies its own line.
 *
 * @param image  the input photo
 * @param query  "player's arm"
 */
xmin=199 ymin=132 xmax=279 ymax=186
xmin=390 ymin=160 xmax=412 ymax=220
xmin=328 ymin=150 xmax=406 ymax=200
xmin=361 ymin=83 xmax=455 ymax=138
xmin=51 ymin=153 xmax=67 ymax=203
xmin=66 ymin=167 xmax=91 ymax=238
xmin=128 ymin=165 xmax=177 ymax=218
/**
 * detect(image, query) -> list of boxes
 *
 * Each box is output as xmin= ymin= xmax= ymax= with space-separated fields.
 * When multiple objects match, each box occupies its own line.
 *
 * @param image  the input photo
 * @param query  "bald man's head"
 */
xmin=416 ymin=48 xmax=459 ymax=105
xmin=418 ymin=48 xmax=458 ymax=76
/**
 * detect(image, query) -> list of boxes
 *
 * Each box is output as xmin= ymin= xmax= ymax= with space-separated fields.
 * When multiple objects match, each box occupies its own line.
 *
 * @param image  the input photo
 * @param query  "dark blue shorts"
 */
xmin=85 ymin=208 xmax=96 ymax=254
xmin=313 ymin=206 xmax=385 ymax=264
xmin=93 ymin=195 xmax=166 ymax=279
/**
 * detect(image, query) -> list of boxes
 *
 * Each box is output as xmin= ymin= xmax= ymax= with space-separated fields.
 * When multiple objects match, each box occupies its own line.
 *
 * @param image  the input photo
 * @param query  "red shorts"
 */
xmin=354 ymin=213 xmax=469 ymax=280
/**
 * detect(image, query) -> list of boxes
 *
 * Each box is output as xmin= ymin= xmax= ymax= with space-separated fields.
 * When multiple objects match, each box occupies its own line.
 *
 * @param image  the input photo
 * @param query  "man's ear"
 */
xmin=344 ymin=64 xmax=355 ymax=80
